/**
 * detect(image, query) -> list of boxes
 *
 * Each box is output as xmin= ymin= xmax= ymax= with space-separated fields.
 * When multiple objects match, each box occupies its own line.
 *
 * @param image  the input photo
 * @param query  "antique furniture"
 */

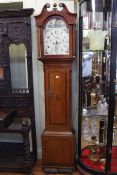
xmin=77 ymin=0 xmax=117 ymax=174
xmin=35 ymin=3 xmax=76 ymax=173
xmin=0 ymin=9 xmax=37 ymax=173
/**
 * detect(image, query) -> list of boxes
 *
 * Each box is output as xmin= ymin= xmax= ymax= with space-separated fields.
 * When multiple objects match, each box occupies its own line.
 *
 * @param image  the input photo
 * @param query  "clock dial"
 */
xmin=43 ymin=18 xmax=69 ymax=55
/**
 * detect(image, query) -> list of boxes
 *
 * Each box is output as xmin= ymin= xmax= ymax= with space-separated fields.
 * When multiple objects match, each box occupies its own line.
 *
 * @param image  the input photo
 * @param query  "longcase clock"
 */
xmin=35 ymin=3 xmax=76 ymax=172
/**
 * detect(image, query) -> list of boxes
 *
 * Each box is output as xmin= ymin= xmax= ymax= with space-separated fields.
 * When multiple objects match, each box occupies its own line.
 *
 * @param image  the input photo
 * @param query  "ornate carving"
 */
xmin=0 ymin=23 xmax=3 ymax=32
xmin=8 ymin=23 xmax=27 ymax=40
xmin=23 ymin=132 xmax=31 ymax=164
xmin=0 ymin=11 xmax=32 ymax=92
xmin=0 ymin=9 xmax=37 ymax=173
xmin=0 ymin=24 xmax=4 ymax=67
xmin=0 ymin=96 xmax=33 ymax=107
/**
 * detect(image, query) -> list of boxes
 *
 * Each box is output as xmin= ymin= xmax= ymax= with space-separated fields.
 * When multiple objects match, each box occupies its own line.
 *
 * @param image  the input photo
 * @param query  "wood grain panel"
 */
xmin=42 ymin=131 xmax=75 ymax=167
xmin=45 ymin=64 xmax=72 ymax=131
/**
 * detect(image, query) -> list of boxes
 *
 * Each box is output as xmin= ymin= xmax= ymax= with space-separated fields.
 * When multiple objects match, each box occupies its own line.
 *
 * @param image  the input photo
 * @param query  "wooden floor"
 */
xmin=0 ymin=160 xmax=82 ymax=175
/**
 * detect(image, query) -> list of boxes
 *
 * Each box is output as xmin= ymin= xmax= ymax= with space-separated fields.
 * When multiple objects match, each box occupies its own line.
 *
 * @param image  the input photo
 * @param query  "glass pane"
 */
xmin=79 ymin=0 xmax=111 ymax=173
xmin=111 ymin=54 xmax=117 ymax=173
xmin=9 ymin=44 xmax=28 ymax=90
xmin=111 ymin=99 xmax=117 ymax=172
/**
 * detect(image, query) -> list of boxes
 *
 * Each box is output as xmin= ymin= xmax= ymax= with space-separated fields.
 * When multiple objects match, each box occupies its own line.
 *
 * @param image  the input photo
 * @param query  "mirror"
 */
xmin=9 ymin=44 xmax=29 ymax=92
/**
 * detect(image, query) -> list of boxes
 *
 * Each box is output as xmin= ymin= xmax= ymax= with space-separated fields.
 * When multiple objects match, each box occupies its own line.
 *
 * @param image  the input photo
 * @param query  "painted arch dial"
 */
xmin=43 ymin=18 xmax=69 ymax=55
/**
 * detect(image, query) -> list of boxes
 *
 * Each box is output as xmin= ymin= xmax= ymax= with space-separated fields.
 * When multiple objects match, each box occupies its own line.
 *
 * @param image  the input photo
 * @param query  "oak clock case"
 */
xmin=35 ymin=3 xmax=76 ymax=172
xmin=77 ymin=0 xmax=117 ymax=175
xmin=0 ymin=9 xmax=37 ymax=173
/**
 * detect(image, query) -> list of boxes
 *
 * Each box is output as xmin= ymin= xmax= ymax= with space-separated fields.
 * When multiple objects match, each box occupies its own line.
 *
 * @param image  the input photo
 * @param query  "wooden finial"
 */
xmin=53 ymin=3 xmax=57 ymax=9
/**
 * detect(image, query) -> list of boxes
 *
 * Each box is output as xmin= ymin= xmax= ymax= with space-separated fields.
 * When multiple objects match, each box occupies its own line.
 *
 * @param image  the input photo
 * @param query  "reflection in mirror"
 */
xmin=9 ymin=44 xmax=28 ymax=93
xmin=0 ymin=68 xmax=3 ymax=79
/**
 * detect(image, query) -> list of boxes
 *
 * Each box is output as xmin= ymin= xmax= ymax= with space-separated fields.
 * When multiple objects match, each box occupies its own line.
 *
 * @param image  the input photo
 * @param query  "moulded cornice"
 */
xmin=0 ymin=8 xmax=34 ymax=18
xmin=35 ymin=3 xmax=77 ymax=27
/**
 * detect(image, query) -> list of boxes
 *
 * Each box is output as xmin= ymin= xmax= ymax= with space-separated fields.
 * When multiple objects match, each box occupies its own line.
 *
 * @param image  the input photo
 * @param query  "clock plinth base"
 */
xmin=43 ymin=166 xmax=74 ymax=174
xmin=42 ymin=130 xmax=75 ymax=172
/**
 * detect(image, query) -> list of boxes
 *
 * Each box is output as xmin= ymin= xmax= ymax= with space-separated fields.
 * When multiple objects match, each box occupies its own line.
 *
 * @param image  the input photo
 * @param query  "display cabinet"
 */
xmin=0 ymin=9 xmax=37 ymax=173
xmin=77 ymin=0 xmax=117 ymax=174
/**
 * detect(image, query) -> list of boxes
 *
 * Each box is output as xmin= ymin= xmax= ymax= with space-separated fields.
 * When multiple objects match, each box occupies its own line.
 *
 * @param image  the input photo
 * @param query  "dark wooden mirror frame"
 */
xmin=0 ymin=9 xmax=37 ymax=173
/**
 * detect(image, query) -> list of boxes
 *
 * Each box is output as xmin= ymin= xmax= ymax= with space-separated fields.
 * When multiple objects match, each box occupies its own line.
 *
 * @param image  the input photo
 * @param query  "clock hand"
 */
xmin=55 ymin=41 xmax=58 ymax=45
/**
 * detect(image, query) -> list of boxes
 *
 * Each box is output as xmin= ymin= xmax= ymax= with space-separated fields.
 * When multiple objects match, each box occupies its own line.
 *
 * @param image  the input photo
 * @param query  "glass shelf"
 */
xmin=82 ymin=106 xmax=108 ymax=118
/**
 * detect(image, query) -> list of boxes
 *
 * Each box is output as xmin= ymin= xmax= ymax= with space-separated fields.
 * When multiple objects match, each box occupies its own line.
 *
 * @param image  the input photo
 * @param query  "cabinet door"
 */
xmin=44 ymin=64 xmax=72 ymax=131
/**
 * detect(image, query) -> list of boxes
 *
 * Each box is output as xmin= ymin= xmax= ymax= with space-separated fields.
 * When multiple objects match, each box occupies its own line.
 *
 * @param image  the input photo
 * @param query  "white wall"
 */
xmin=0 ymin=0 xmax=22 ymax=2
xmin=23 ymin=0 xmax=75 ymax=14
